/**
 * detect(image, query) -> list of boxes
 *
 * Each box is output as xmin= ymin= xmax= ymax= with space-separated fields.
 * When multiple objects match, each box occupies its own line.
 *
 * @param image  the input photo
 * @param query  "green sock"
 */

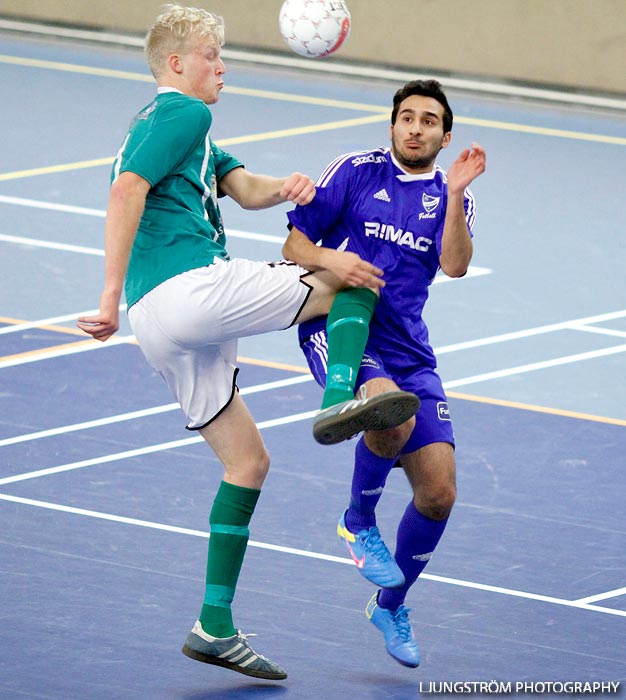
xmin=199 ymin=481 xmax=260 ymax=638
xmin=321 ymin=287 xmax=378 ymax=409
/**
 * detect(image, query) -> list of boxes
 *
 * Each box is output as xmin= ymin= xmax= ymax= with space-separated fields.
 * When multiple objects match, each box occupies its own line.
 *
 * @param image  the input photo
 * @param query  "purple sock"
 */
xmin=378 ymin=501 xmax=448 ymax=610
xmin=344 ymin=437 xmax=397 ymax=532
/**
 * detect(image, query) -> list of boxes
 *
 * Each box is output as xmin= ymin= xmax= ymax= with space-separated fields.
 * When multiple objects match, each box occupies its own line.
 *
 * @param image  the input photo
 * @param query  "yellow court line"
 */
xmin=0 ymin=316 xmax=304 ymax=367
xmin=0 ymin=114 xmax=389 ymax=182
xmin=0 ymin=316 xmax=88 ymax=337
xmin=0 ymin=157 xmax=114 ymax=182
xmin=225 ymin=85 xmax=386 ymax=113
xmin=0 ymin=54 xmax=385 ymax=112
xmin=457 ymin=116 xmax=626 ymax=146
xmin=0 ymin=54 xmax=154 ymax=83
xmin=217 ymin=113 xmax=389 ymax=146
xmin=3 ymin=103 xmax=621 ymax=182
xmin=0 ymin=324 xmax=622 ymax=426
xmin=237 ymin=355 xmax=310 ymax=374
xmin=447 ymin=390 xmax=626 ymax=427
xmin=2 ymin=53 xmax=625 ymax=147
xmin=0 ymin=339 xmax=100 ymax=363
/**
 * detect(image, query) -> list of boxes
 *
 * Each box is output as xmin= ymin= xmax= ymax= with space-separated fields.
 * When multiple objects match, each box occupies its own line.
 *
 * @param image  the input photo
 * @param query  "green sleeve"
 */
xmin=120 ymin=98 xmax=213 ymax=186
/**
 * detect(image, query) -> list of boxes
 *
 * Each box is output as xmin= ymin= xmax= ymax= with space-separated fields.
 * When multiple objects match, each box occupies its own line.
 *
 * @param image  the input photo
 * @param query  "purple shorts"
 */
xmin=301 ymin=329 xmax=454 ymax=453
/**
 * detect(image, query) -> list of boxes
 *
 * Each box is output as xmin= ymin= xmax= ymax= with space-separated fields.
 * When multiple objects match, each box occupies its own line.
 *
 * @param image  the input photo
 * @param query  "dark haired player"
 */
xmin=283 ymin=80 xmax=486 ymax=667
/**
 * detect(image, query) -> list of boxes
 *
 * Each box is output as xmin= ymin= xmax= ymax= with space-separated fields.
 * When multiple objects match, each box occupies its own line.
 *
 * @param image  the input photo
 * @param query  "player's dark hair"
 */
xmin=391 ymin=80 xmax=453 ymax=133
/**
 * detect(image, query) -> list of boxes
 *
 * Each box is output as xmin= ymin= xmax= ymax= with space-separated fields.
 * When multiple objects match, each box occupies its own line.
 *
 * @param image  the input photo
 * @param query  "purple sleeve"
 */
xmin=286 ymin=164 xmax=351 ymax=242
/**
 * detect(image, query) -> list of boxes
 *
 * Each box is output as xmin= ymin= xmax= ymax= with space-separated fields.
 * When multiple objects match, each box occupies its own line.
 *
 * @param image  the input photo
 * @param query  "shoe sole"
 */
xmin=313 ymin=392 xmax=420 ymax=445
xmin=182 ymin=643 xmax=288 ymax=681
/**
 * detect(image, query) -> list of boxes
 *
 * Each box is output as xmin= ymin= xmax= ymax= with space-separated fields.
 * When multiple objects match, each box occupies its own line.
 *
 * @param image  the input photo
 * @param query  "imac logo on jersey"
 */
xmin=364 ymin=222 xmax=433 ymax=252
xmin=437 ymin=402 xmax=451 ymax=421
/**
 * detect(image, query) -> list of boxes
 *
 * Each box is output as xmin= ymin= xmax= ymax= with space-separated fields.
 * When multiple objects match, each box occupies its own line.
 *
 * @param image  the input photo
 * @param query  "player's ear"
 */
xmin=441 ymin=132 xmax=451 ymax=149
xmin=168 ymin=53 xmax=184 ymax=74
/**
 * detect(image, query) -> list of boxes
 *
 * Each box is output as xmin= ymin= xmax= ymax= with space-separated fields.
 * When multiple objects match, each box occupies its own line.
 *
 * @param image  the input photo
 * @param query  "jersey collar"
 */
xmin=390 ymin=151 xmax=437 ymax=182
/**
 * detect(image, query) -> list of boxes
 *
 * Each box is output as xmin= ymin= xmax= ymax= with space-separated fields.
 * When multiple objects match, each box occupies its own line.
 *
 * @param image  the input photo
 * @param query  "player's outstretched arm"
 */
xmin=219 ymin=168 xmax=315 ymax=210
xmin=439 ymin=144 xmax=486 ymax=278
xmin=77 ymin=172 xmax=150 ymax=342
xmin=283 ymin=226 xmax=384 ymax=289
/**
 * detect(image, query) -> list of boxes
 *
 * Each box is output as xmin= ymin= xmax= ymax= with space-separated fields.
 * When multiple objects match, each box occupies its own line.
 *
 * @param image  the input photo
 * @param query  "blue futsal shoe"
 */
xmin=337 ymin=513 xmax=405 ymax=588
xmin=365 ymin=592 xmax=421 ymax=668
xmin=313 ymin=390 xmax=420 ymax=445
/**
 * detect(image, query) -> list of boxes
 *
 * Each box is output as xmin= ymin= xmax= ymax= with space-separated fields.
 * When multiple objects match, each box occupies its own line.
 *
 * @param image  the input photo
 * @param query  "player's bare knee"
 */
xmin=254 ymin=447 xmax=271 ymax=481
xmin=233 ymin=446 xmax=270 ymax=486
xmin=365 ymin=415 xmax=414 ymax=458
xmin=416 ymin=483 xmax=456 ymax=520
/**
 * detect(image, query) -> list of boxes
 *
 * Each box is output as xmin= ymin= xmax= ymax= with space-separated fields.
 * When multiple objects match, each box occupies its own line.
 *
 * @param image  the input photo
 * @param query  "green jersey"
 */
xmin=113 ymin=89 xmax=243 ymax=308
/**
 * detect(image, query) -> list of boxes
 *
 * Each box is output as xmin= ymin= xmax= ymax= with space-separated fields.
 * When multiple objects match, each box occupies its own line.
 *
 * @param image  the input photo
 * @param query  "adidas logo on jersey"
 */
xmin=373 ymin=188 xmax=391 ymax=202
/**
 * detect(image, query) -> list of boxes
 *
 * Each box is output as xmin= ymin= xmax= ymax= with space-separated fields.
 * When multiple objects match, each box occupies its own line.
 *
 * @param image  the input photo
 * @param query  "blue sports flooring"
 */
xmin=1 ymin=24 xmax=625 ymax=700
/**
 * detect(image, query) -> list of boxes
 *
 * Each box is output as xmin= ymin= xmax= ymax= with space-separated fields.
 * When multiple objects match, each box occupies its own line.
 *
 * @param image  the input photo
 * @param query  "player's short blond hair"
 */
xmin=145 ymin=4 xmax=225 ymax=78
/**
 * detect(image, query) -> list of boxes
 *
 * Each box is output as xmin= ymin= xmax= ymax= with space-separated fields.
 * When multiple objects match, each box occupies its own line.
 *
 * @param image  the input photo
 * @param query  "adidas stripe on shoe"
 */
xmin=182 ymin=621 xmax=287 ymax=680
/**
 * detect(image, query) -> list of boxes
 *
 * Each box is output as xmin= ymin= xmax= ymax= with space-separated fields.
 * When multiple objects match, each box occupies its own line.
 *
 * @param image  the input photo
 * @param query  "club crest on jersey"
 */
xmin=420 ymin=193 xmax=440 ymax=220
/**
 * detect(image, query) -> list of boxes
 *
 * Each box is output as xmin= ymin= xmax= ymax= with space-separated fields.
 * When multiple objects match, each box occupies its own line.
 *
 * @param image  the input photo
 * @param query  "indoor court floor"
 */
xmin=1 ymin=21 xmax=625 ymax=700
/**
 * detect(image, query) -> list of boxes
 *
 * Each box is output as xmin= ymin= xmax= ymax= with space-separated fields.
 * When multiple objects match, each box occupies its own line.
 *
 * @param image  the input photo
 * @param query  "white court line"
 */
xmin=0 ymin=409 xmax=317 ymax=486
xmin=0 ymin=195 xmax=491 ymax=278
xmin=572 ymin=324 xmax=626 ymax=340
xmin=0 ymin=194 xmax=106 ymax=217
xmin=0 ymin=227 xmax=282 ymax=249
xmin=0 ymin=491 xmax=624 ymax=619
xmin=0 ymin=232 xmax=104 ymax=256
xmin=0 ymin=308 xmax=104 ymax=334
xmin=0 ymin=195 xmax=285 ymax=244
xmin=0 ymin=333 xmax=136 ymax=369
xmin=0 ymin=374 xmax=314 ymax=448
xmin=443 ymin=343 xmax=626 ymax=389
xmin=436 ymin=310 xmax=626 ymax=354
xmin=574 ymin=586 xmax=626 ymax=605
xmin=2 ymin=339 xmax=626 ymax=477
xmin=2 ymin=311 xmax=625 ymax=441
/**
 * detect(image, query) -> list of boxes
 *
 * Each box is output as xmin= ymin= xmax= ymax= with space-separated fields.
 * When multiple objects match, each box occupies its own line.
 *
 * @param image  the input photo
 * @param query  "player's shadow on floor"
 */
xmin=184 ymin=684 xmax=288 ymax=700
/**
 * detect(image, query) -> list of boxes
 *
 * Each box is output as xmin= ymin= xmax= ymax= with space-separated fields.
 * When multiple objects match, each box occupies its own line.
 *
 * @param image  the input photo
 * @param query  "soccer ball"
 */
xmin=279 ymin=0 xmax=351 ymax=59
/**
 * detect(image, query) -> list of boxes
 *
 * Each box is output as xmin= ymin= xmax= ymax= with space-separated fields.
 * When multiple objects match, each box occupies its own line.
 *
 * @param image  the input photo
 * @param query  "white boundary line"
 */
xmin=0 ymin=230 xmax=490 ymax=284
xmin=575 ymin=587 xmax=626 ymax=605
xmin=0 ymin=407 xmax=318 ymax=486
xmin=1 ymin=310 xmax=625 ymax=442
xmin=0 ymin=333 xmax=136 ymax=369
xmin=435 ymin=310 xmax=626 ymax=354
xmin=0 ymin=232 xmax=105 ymax=256
xmin=443 ymin=344 xmax=626 ymax=388
xmin=0 ymin=307 xmax=119 ymax=335
xmin=0 ymin=194 xmax=492 ymax=280
xmin=1 ymin=18 xmax=625 ymax=111
xmin=0 ymin=491 xmax=624 ymax=618
xmin=0 ymin=374 xmax=314 ymax=448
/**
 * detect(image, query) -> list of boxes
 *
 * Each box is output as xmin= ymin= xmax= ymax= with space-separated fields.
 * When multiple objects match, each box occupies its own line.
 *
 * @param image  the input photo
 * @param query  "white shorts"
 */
xmin=128 ymin=258 xmax=312 ymax=429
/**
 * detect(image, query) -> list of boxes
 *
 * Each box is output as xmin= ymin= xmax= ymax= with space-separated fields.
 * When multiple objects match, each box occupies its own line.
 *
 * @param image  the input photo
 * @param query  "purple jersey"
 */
xmin=289 ymin=147 xmax=476 ymax=371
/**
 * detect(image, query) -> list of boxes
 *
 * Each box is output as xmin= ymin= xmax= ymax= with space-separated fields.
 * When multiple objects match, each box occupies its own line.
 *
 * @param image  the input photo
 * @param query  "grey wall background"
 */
xmin=1 ymin=0 xmax=625 ymax=94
